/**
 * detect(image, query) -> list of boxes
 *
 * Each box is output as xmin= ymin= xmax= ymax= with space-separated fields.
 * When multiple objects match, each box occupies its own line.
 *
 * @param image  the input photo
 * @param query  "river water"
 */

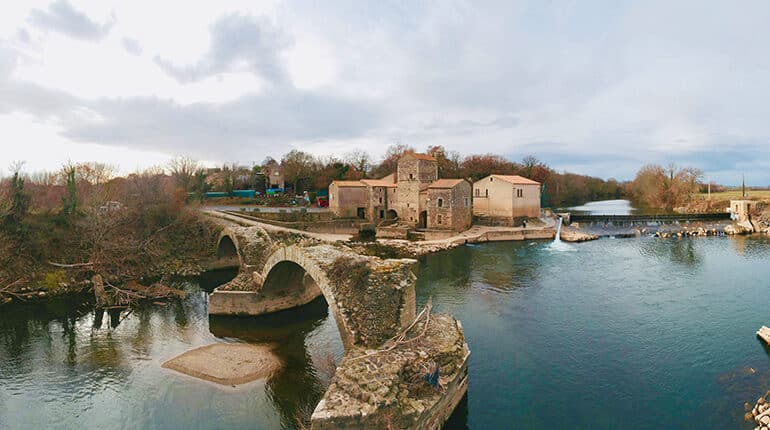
xmin=3 ymin=202 xmax=770 ymax=429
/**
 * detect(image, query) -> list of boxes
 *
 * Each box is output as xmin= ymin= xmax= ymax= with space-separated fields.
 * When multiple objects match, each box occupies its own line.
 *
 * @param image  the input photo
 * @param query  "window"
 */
xmin=517 ymin=189 xmax=523 ymax=198
xmin=465 ymin=198 xmax=469 ymax=206
xmin=475 ymin=188 xmax=480 ymax=197
xmin=379 ymin=210 xmax=384 ymax=218
xmin=485 ymin=189 xmax=489 ymax=197
xmin=409 ymin=173 xmax=414 ymax=180
xmin=379 ymin=197 xmax=383 ymax=204
xmin=490 ymin=177 xmax=493 ymax=182
xmin=437 ymin=198 xmax=443 ymax=208
xmin=437 ymin=214 xmax=442 ymax=224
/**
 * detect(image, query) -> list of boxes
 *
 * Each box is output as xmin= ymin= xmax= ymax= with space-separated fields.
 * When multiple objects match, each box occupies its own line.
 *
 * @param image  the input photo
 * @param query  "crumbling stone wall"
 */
xmin=311 ymin=314 xmax=470 ymax=430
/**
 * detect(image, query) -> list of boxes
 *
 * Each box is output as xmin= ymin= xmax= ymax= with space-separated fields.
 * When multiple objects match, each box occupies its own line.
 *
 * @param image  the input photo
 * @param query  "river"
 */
xmin=2 ymin=201 xmax=770 ymax=429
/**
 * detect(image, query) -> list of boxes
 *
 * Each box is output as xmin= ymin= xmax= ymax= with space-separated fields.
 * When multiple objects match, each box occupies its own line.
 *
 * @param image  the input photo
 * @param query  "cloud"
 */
xmin=154 ymin=13 xmax=291 ymax=85
xmin=121 ymin=37 xmax=142 ymax=55
xmin=28 ymin=0 xmax=114 ymax=41
xmin=59 ymin=88 xmax=382 ymax=158
xmin=4 ymin=0 xmax=770 ymax=185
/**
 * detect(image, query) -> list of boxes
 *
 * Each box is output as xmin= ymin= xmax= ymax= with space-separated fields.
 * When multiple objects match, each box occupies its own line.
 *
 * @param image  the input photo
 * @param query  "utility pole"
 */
xmin=742 ymin=174 xmax=746 ymax=198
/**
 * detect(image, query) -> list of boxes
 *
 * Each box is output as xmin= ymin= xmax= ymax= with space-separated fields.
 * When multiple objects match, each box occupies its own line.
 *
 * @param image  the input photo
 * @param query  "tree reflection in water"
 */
xmin=208 ymin=297 xmax=340 ymax=428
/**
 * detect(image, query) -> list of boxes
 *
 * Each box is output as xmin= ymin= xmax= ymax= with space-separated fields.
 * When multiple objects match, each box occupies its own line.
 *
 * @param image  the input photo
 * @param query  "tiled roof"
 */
xmin=331 ymin=180 xmax=366 ymax=187
xmin=428 ymin=179 xmax=466 ymax=189
xmin=401 ymin=152 xmax=437 ymax=162
xmin=360 ymin=179 xmax=397 ymax=187
xmin=489 ymin=175 xmax=540 ymax=185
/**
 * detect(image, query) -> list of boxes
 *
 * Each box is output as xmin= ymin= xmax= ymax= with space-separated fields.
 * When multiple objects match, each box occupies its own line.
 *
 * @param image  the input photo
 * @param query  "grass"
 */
xmin=696 ymin=190 xmax=770 ymax=200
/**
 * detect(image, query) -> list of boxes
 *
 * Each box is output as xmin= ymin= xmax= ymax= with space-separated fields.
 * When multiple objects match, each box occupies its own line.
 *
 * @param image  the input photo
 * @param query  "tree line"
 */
xmin=164 ymin=145 xmax=627 ymax=208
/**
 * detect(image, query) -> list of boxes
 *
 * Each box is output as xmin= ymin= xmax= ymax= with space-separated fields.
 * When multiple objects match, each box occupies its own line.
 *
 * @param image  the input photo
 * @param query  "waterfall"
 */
xmin=554 ymin=217 xmax=563 ymax=244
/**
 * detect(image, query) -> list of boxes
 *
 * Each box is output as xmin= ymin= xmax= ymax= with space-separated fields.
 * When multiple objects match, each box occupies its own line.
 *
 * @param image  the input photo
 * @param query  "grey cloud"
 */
xmin=155 ymin=14 xmax=291 ymax=84
xmin=121 ymin=37 xmax=142 ymax=55
xmin=60 ymin=88 xmax=382 ymax=157
xmin=28 ymin=0 xmax=114 ymax=41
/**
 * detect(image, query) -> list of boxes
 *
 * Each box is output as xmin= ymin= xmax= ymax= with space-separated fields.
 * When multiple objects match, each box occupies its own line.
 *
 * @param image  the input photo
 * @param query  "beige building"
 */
xmin=329 ymin=153 xmax=472 ymax=231
xmin=473 ymin=174 xmax=541 ymax=223
xmin=263 ymin=161 xmax=285 ymax=190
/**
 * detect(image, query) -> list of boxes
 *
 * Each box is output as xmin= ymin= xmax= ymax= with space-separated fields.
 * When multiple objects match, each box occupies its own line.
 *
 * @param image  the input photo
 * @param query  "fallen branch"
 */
xmin=348 ymin=297 xmax=433 ymax=363
xmin=48 ymin=261 xmax=95 ymax=268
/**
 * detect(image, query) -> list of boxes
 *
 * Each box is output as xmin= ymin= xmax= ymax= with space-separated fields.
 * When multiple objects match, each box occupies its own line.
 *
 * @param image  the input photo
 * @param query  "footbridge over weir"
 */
xmin=568 ymin=212 xmax=731 ymax=225
xmin=204 ymin=214 xmax=471 ymax=429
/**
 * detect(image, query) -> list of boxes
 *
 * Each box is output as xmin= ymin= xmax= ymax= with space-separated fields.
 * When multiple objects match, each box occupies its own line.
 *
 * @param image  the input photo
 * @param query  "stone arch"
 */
xmin=208 ymin=232 xmax=418 ymax=350
xmin=386 ymin=209 xmax=398 ymax=220
xmin=260 ymin=246 xmax=355 ymax=349
xmin=216 ymin=234 xmax=238 ymax=259
xmin=215 ymin=226 xmax=273 ymax=272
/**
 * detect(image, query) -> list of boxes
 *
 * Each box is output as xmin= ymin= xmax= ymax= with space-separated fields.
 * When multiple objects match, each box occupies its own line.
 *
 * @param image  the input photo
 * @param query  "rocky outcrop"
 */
xmin=559 ymin=226 xmax=598 ymax=242
xmin=745 ymin=390 xmax=770 ymax=429
xmin=725 ymin=221 xmax=755 ymax=235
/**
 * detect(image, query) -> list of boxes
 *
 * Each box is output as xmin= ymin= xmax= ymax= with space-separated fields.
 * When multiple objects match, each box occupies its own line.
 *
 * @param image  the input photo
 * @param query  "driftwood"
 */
xmin=93 ymin=274 xmax=185 ymax=308
xmin=48 ymin=261 xmax=95 ymax=268
xmin=348 ymin=297 xmax=433 ymax=363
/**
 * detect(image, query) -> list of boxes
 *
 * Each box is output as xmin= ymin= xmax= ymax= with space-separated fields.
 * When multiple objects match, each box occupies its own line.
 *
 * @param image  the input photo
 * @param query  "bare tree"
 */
xmin=168 ymin=156 xmax=199 ymax=192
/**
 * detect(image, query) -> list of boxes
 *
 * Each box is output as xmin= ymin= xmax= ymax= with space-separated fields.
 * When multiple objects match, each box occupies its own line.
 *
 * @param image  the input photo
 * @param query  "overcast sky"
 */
xmin=2 ymin=1 xmax=770 ymax=184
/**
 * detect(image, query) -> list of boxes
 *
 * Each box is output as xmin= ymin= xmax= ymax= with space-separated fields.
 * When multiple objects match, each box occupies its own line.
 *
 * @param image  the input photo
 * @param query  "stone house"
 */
xmin=263 ymin=161 xmax=285 ymax=190
xmin=328 ymin=181 xmax=368 ymax=218
xmin=426 ymin=179 xmax=473 ymax=230
xmin=473 ymin=174 xmax=541 ymax=224
xmin=329 ymin=153 xmax=472 ymax=231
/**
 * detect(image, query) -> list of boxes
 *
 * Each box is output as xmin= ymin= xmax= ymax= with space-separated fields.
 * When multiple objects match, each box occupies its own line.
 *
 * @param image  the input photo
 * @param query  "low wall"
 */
xmin=468 ymin=228 xmax=554 ymax=243
xmin=377 ymin=226 xmax=410 ymax=239
xmin=474 ymin=215 xmax=529 ymax=227
xmin=226 ymin=211 xmax=362 ymax=234
xmin=421 ymin=229 xmax=460 ymax=241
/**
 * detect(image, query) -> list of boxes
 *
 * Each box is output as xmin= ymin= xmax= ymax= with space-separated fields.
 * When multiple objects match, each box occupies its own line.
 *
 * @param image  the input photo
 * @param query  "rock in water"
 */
xmin=162 ymin=343 xmax=281 ymax=386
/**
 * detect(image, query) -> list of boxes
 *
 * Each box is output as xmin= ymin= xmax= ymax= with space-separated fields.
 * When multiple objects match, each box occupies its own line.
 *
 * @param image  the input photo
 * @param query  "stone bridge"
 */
xmin=210 ymin=225 xmax=417 ymax=349
xmin=204 ymin=217 xmax=469 ymax=429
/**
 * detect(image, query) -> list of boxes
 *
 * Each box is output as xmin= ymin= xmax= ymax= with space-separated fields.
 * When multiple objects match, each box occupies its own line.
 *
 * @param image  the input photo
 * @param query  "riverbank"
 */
xmin=0 ymin=209 xmax=223 ymax=308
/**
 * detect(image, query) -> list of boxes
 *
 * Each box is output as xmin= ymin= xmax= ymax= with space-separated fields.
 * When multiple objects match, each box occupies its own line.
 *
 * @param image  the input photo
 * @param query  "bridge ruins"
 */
xmin=207 ymin=216 xmax=470 ymax=429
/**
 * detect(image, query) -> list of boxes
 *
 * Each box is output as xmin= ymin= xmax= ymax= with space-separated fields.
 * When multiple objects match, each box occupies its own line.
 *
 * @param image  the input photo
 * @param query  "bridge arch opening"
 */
xmin=261 ymin=261 xmax=322 ymax=299
xmin=217 ymin=235 xmax=238 ymax=259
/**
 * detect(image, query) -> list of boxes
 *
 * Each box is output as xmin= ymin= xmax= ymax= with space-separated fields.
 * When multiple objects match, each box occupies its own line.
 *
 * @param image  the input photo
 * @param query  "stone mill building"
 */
xmin=329 ymin=152 xmax=472 ymax=231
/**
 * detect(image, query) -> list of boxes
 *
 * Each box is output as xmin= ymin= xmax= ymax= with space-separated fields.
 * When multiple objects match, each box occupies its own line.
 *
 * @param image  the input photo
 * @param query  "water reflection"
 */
xmin=638 ymin=237 xmax=703 ymax=268
xmin=209 ymin=297 xmax=339 ymax=428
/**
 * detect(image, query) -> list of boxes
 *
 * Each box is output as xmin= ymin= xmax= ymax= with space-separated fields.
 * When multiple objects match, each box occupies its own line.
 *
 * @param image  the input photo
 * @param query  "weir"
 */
xmin=569 ymin=212 xmax=731 ymax=225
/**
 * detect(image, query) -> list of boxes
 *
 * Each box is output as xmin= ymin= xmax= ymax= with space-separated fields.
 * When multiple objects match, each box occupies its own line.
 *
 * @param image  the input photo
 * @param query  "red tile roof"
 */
xmin=360 ymin=179 xmax=397 ymax=187
xmin=428 ymin=179 xmax=466 ymax=189
xmin=331 ymin=180 xmax=366 ymax=187
xmin=401 ymin=152 xmax=437 ymax=162
xmin=489 ymin=175 xmax=540 ymax=185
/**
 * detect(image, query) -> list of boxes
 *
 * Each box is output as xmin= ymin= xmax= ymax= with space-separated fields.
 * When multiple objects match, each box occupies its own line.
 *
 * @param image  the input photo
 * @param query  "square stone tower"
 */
xmin=396 ymin=153 xmax=438 ymax=226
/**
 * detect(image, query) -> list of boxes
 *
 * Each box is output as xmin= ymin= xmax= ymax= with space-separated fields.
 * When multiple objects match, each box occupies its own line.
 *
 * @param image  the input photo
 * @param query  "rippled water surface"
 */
xmin=4 ymin=236 xmax=770 ymax=429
